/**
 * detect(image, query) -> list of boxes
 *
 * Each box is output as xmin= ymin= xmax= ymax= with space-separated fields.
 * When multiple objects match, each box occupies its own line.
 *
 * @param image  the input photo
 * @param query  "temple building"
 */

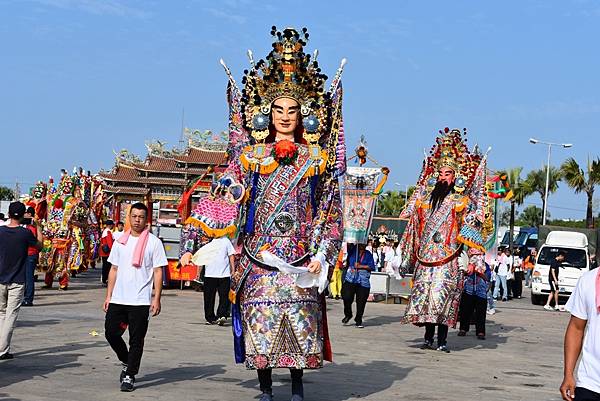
xmin=98 ymin=130 xmax=228 ymax=225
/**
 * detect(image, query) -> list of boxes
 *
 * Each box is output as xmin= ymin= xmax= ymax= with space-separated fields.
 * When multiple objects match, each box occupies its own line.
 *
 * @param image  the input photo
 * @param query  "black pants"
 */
xmin=258 ymin=368 xmax=303 ymax=395
xmin=342 ymin=281 xmax=370 ymax=325
xmin=575 ymin=387 xmax=600 ymax=401
xmin=512 ymin=271 xmax=523 ymax=298
xmin=424 ymin=323 xmax=448 ymax=347
xmin=101 ymin=256 xmax=111 ymax=284
xmin=105 ymin=303 xmax=150 ymax=376
xmin=459 ymin=293 xmax=487 ymax=335
xmin=203 ymin=276 xmax=231 ymax=322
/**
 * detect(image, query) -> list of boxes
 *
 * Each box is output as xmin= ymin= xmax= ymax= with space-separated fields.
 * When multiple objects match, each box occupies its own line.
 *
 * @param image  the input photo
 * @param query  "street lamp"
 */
xmin=395 ymin=183 xmax=409 ymax=205
xmin=529 ymin=137 xmax=573 ymax=225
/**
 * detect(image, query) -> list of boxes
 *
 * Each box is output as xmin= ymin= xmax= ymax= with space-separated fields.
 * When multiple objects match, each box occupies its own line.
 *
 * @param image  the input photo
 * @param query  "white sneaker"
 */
xmin=554 ymin=306 xmax=561 ymax=311
xmin=543 ymin=305 xmax=553 ymax=311
xmin=486 ymin=309 xmax=496 ymax=315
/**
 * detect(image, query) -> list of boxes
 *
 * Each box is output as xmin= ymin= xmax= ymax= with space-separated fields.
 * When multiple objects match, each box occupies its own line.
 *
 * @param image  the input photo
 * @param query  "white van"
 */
xmin=531 ymin=231 xmax=589 ymax=305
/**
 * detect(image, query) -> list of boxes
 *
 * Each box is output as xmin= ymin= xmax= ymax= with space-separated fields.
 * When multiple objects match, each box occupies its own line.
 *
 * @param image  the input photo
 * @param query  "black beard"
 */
xmin=430 ymin=181 xmax=454 ymax=212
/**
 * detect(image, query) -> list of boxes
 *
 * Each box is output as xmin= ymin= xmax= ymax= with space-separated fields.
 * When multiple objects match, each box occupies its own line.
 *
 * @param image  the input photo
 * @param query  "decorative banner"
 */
xmin=342 ymin=166 xmax=382 ymax=244
xmin=343 ymin=189 xmax=376 ymax=244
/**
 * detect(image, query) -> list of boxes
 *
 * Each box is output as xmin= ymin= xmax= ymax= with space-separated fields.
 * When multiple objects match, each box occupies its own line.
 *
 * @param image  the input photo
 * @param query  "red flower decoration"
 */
xmin=273 ymin=140 xmax=298 ymax=165
xmin=277 ymin=354 xmax=297 ymax=367
xmin=253 ymin=355 xmax=268 ymax=369
xmin=306 ymin=355 xmax=320 ymax=369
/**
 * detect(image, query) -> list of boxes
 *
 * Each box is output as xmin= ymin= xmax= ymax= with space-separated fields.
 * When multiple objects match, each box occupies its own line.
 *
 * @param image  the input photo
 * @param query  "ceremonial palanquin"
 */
xmin=180 ymin=27 xmax=345 ymax=370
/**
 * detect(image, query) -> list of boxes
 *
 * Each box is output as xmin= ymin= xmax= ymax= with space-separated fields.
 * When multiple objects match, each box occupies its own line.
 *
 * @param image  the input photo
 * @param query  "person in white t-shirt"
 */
xmin=198 ymin=236 xmax=236 ymax=326
xmin=492 ymin=249 xmax=509 ymax=301
xmin=561 ymin=269 xmax=600 ymax=401
xmin=103 ymin=203 xmax=167 ymax=392
xmin=112 ymin=221 xmax=125 ymax=242
xmin=384 ymin=241 xmax=401 ymax=279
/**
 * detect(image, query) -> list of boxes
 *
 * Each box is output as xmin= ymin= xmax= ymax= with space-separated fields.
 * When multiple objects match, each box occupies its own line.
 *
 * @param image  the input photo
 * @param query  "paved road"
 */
xmin=0 ymin=269 xmax=570 ymax=401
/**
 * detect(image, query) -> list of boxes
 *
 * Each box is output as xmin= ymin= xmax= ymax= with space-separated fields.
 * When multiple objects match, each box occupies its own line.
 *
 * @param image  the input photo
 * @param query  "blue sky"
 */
xmin=1 ymin=0 xmax=599 ymax=219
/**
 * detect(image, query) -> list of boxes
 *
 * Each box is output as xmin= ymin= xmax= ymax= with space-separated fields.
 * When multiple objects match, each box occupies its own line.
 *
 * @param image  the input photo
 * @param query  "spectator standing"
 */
xmin=458 ymin=263 xmax=491 ymax=340
xmin=511 ymin=248 xmax=524 ymax=299
xmin=341 ymin=243 xmax=375 ymax=328
xmin=523 ymin=248 xmax=537 ymax=287
xmin=329 ymin=246 xmax=346 ymax=300
xmin=487 ymin=262 xmax=496 ymax=315
xmin=103 ymin=203 xmax=167 ymax=391
xmin=113 ymin=221 xmax=125 ymax=241
xmin=544 ymin=251 xmax=566 ymax=311
xmin=492 ymin=249 xmax=509 ymax=302
xmin=505 ymin=248 xmax=514 ymax=300
xmin=196 ymin=236 xmax=236 ymax=326
xmin=560 ymin=268 xmax=600 ymax=400
xmin=22 ymin=207 xmax=39 ymax=306
xmin=100 ymin=220 xmax=115 ymax=285
xmin=0 ymin=202 xmax=43 ymax=360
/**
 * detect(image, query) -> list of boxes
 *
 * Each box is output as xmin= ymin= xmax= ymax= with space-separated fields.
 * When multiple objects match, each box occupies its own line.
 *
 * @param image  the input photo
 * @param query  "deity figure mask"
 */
xmin=437 ymin=167 xmax=455 ymax=185
xmin=271 ymin=97 xmax=300 ymax=139
xmin=430 ymin=167 xmax=456 ymax=212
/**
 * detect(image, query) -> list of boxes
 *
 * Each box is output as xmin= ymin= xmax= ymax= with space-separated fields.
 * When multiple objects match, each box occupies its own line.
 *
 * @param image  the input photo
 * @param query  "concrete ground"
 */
xmin=0 ymin=268 xmax=570 ymax=401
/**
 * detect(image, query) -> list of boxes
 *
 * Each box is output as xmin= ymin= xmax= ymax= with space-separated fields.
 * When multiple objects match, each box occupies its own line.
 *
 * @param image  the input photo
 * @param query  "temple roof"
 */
xmin=98 ymin=142 xmax=227 ymax=196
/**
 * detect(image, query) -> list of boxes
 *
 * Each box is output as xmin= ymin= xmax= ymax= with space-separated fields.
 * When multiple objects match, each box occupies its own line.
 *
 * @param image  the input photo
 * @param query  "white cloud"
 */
xmin=24 ymin=0 xmax=151 ymax=19
xmin=204 ymin=6 xmax=247 ymax=24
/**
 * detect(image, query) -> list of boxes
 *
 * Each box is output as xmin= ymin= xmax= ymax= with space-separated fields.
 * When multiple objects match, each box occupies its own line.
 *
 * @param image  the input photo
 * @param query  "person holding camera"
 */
xmin=0 ymin=202 xmax=43 ymax=360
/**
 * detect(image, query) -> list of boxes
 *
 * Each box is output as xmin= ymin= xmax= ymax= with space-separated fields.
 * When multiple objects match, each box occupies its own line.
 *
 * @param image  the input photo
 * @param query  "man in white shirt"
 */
xmin=103 ymin=203 xmax=167 ymax=392
xmin=561 ymin=269 xmax=600 ymax=401
xmin=112 ymin=221 xmax=125 ymax=241
xmin=199 ymin=236 xmax=236 ymax=326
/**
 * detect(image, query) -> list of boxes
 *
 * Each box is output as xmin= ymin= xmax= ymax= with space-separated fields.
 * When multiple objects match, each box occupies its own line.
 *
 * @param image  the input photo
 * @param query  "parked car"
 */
xmin=531 ymin=231 xmax=589 ymax=305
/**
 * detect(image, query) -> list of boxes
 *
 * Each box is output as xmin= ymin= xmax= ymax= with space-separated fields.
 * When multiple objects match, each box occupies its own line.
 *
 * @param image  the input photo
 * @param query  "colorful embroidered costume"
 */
xmin=181 ymin=27 xmax=346 ymax=371
xmin=37 ymin=170 xmax=103 ymax=289
xmin=399 ymin=128 xmax=491 ymax=328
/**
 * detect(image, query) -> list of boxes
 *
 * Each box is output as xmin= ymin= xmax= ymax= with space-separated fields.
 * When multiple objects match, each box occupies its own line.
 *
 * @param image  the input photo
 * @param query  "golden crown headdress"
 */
xmin=420 ymin=127 xmax=482 ymax=193
xmin=240 ymin=27 xmax=331 ymax=144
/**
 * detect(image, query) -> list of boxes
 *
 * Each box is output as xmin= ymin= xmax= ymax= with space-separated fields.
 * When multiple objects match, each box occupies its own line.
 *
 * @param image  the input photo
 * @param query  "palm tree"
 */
xmin=501 ymin=168 xmax=534 ymax=251
xmin=524 ymin=166 xmax=562 ymax=221
xmin=561 ymin=157 xmax=600 ymax=228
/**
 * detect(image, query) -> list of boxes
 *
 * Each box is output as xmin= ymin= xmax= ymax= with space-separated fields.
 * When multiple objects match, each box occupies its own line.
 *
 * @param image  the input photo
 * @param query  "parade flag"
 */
xmin=342 ymin=166 xmax=383 ymax=244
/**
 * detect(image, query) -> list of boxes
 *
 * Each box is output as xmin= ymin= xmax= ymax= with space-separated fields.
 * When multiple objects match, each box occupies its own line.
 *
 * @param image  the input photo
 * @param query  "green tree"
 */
xmin=516 ymin=205 xmax=547 ymax=227
xmin=524 ymin=166 xmax=562 ymax=220
xmin=560 ymin=157 xmax=600 ymax=228
xmin=0 ymin=186 xmax=15 ymax=201
xmin=498 ymin=167 xmax=533 ymax=250
xmin=377 ymin=190 xmax=406 ymax=216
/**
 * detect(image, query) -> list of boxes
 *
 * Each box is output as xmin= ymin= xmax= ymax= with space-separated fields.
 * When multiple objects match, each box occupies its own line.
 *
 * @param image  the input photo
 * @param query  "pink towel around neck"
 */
xmin=117 ymin=228 xmax=149 ymax=268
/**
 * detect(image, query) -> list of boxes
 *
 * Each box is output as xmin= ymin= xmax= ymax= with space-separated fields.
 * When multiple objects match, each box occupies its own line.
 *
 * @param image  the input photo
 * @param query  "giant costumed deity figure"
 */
xmin=398 ymin=127 xmax=490 ymax=352
xmin=39 ymin=169 xmax=98 ymax=290
xmin=179 ymin=27 xmax=346 ymax=401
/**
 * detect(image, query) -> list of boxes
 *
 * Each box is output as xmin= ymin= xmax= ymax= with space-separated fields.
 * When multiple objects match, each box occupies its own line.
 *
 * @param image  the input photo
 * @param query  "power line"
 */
xmin=521 ymin=201 xmax=587 ymax=213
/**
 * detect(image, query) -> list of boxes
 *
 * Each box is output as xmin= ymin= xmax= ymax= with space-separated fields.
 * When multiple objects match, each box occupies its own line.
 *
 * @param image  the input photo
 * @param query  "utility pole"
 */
xmin=14 ymin=180 xmax=20 ymax=200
